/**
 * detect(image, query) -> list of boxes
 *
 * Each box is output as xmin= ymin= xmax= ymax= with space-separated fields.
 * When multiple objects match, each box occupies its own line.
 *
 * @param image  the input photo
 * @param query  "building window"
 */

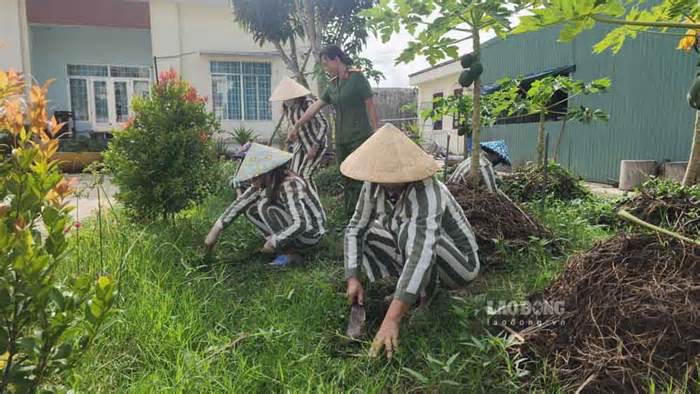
xmin=69 ymin=79 xmax=89 ymax=121
xmin=432 ymin=92 xmax=443 ymax=130
xmin=66 ymin=64 xmax=151 ymax=128
xmin=452 ymin=88 xmax=463 ymax=129
xmin=210 ymin=61 xmax=272 ymax=121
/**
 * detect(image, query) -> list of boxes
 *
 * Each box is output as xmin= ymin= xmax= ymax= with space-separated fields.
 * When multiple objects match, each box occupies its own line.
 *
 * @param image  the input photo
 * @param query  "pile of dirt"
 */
xmin=448 ymin=184 xmax=552 ymax=258
xmin=501 ymin=162 xmax=590 ymax=203
xmin=518 ymin=234 xmax=700 ymax=392
xmin=619 ymin=178 xmax=700 ymax=237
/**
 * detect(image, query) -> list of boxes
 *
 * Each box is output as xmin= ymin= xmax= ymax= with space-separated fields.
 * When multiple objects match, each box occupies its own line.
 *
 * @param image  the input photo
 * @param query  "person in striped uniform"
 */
xmin=340 ymin=123 xmax=480 ymax=359
xmin=204 ymin=143 xmax=326 ymax=266
xmin=270 ymin=77 xmax=329 ymax=193
xmin=447 ymin=140 xmax=512 ymax=193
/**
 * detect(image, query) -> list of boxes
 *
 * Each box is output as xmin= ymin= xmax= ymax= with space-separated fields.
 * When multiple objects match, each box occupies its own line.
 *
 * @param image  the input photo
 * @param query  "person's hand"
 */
xmin=370 ymin=317 xmax=400 ymax=359
xmin=346 ymin=276 xmax=365 ymax=305
xmin=307 ymin=145 xmax=319 ymax=160
xmin=261 ymin=236 xmax=275 ymax=253
xmin=287 ymin=125 xmax=300 ymax=142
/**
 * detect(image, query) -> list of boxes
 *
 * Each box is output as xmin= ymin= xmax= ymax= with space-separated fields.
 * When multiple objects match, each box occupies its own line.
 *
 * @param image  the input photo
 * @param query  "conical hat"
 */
xmin=269 ymin=77 xmax=311 ymax=101
xmin=234 ymin=143 xmax=292 ymax=183
xmin=340 ymin=123 xmax=439 ymax=183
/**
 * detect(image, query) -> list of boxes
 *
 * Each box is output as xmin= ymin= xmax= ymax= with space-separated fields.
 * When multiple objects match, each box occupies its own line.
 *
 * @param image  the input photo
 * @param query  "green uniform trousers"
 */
xmin=336 ymin=138 xmax=366 ymax=218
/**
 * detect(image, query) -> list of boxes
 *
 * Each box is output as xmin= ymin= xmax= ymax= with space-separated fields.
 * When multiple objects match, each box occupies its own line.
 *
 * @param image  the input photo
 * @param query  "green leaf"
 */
xmin=593 ymin=1 xmax=625 ymax=17
xmin=402 ymin=367 xmax=429 ymax=384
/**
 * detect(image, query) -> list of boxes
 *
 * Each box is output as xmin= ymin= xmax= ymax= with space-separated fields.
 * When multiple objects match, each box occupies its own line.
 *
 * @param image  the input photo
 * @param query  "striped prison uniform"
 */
xmin=286 ymin=98 xmax=329 ymax=192
xmin=447 ymin=152 xmax=499 ymax=193
xmin=217 ymin=174 xmax=327 ymax=250
xmin=344 ymin=177 xmax=480 ymax=304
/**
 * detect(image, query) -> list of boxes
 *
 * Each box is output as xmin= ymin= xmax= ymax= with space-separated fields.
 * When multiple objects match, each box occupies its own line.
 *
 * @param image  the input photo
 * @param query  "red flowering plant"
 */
xmin=104 ymin=69 xmax=220 ymax=220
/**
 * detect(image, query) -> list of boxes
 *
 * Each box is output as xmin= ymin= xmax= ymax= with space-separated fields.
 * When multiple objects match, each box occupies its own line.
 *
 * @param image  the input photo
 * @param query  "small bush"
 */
xmin=229 ymin=127 xmax=257 ymax=145
xmin=0 ymin=70 xmax=115 ymax=392
xmin=58 ymin=135 xmax=109 ymax=152
xmin=104 ymin=69 xmax=219 ymax=220
xmin=313 ymin=164 xmax=343 ymax=197
xmin=501 ymin=161 xmax=590 ymax=203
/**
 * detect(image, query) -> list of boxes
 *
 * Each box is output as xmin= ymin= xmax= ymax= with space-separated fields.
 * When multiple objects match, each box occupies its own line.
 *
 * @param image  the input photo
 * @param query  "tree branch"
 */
xmin=591 ymin=14 xmax=700 ymax=30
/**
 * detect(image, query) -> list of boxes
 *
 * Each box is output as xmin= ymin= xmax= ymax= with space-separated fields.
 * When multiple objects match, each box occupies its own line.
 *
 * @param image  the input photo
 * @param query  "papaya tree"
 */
xmin=513 ymin=0 xmax=700 ymax=185
xmin=427 ymin=75 xmax=610 ymax=166
xmin=515 ymin=75 xmax=611 ymax=165
xmin=363 ymin=0 xmax=540 ymax=187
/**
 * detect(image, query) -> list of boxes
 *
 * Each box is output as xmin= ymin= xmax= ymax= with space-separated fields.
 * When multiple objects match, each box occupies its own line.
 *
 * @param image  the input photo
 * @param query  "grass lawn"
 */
xmin=57 ymin=184 xmax=613 ymax=392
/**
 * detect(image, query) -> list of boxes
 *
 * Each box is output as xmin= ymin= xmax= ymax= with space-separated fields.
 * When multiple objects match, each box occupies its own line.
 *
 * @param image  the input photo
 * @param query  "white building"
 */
xmin=149 ymin=0 xmax=302 ymax=140
xmin=0 ymin=0 xmax=306 ymax=140
xmin=409 ymin=59 xmax=470 ymax=155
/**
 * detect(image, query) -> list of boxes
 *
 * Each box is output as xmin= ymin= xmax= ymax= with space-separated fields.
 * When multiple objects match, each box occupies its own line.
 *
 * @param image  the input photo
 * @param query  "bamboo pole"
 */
xmin=617 ymin=209 xmax=700 ymax=247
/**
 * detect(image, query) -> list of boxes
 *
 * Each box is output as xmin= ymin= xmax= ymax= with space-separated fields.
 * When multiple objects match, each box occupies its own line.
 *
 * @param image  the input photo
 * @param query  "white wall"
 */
xmin=149 ymin=0 xmax=304 ymax=141
xmin=0 ymin=0 xmax=31 ymax=75
xmin=413 ymin=71 xmax=469 ymax=155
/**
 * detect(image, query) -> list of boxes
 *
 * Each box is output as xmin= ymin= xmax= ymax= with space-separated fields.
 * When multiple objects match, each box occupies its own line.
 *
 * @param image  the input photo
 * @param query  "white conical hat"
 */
xmin=234 ymin=143 xmax=292 ymax=183
xmin=340 ymin=123 xmax=439 ymax=183
xmin=269 ymin=77 xmax=311 ymax=101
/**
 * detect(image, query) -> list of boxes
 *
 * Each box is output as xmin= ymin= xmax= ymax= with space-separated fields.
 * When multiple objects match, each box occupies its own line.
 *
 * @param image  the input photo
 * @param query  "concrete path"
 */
xmin=585 ymin=182 xmax=627 ymax=198
xmin=65 ymin=174 xmax=119 ymax=223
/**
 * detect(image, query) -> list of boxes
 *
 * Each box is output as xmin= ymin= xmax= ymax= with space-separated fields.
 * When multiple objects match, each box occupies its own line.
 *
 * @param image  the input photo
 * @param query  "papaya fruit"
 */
xmin=460 ymin=53 xmax=476 ymax=69
xmin=688 ymin=76 xmax=700 ymax=110
xmin=459 ymin=69 xmax=476 ymax=88
xmin=469 ymin=62 xmax=484 ymax=77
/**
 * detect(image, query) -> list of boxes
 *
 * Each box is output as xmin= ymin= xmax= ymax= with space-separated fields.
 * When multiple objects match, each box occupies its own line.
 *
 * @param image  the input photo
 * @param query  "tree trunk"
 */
xmin=682 ymin=110 xmax=700 ymax=186
xmin=537 ymin=111 xmax=546 ymax=166
xmin=468 ymin=30 xmax=482 ymax=188
xmin=553 ymin=116 xmax=568 ymax=162
xmin=273 ymin=40 xmax=310 ymax=88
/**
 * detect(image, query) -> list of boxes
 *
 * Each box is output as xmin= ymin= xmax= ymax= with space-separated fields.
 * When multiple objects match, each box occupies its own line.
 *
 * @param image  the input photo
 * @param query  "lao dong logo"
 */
xmin=485 ymin=299 xmax=566 ymax=327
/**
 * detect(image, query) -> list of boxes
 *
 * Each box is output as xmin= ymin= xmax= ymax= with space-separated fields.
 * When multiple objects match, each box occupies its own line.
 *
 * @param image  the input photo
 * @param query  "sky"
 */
xmin=361 ymin=30 xmax=473 ymax=88
xmin=361 ymin=12 xmax=523 ymax=88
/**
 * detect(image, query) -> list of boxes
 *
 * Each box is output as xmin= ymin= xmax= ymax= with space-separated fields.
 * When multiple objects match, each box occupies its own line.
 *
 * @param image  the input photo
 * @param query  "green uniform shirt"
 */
xmin=321 ymin=71 xmax=374 ymax=145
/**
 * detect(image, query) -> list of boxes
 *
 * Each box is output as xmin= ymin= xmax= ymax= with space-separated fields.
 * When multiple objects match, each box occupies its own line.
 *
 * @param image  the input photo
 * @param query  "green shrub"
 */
xmin=313 ymin=164 xmax=343 ymax=197
xmin=58 ymin=135 xmax=109 ymax=152
xmin=229 ymin=126 xmax=257 ymax=145
xmin=104 ymin=69 xmax=219 ymax=220
xmin=0 ymin=71 xmax=115 ymax=392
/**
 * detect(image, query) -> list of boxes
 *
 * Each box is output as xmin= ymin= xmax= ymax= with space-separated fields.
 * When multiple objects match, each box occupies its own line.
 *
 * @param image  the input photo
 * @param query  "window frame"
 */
xmin=210 ymin=61 xmax=272 ymax=122
xmin=65 ymin=63 xmax=152 ymax=129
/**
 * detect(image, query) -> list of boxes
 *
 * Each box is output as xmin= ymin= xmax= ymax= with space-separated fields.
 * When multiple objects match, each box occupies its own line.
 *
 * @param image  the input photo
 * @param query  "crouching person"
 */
xmin=447 ymin=140 xmax=511 ymax=192
xmin=341 ymin=124 xmax=480 ymax=358
xmin=204 ymin=143 xmax=326 ymax=266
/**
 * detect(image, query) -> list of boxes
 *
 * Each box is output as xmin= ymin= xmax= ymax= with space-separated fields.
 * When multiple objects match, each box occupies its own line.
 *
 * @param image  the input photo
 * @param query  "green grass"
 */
xmin=56 ymin=187 xmax=616 ymax=392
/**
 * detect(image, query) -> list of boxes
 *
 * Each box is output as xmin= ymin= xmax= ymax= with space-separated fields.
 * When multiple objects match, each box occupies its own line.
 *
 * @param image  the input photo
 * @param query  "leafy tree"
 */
xmin=426 ymin=75 xmax=610 ymax=166
xmin=513 ymin=0 xmax=700 ymax=185
xmin=230 ymin=0 xmax=383 ymax=89
xmin=364 ymin=0 xmax=538 ymax=187
xmin=514 ymin=75 xmax=611 ymax=165
xmin=0 ymin=70 xmax=115 ymax=392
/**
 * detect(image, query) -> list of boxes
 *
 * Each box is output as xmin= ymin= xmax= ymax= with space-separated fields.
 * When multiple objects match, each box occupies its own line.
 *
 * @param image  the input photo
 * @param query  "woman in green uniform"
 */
xmin=291 ymin=45 xmax=380 ymax=217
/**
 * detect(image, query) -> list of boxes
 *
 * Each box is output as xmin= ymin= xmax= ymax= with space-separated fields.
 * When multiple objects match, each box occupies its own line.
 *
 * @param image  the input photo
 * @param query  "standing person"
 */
xmin=291 ymin=45 xmax=380 ymax=217
xmin=270 ymin=77 xmax=329 ymax=193
xmin=447 ymin=140 xmax=512 ymax=193
xmin=204 ymin=143 xmax=326 ymax=266
xmin=341 ymin=123 xmax=480 ymax=359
